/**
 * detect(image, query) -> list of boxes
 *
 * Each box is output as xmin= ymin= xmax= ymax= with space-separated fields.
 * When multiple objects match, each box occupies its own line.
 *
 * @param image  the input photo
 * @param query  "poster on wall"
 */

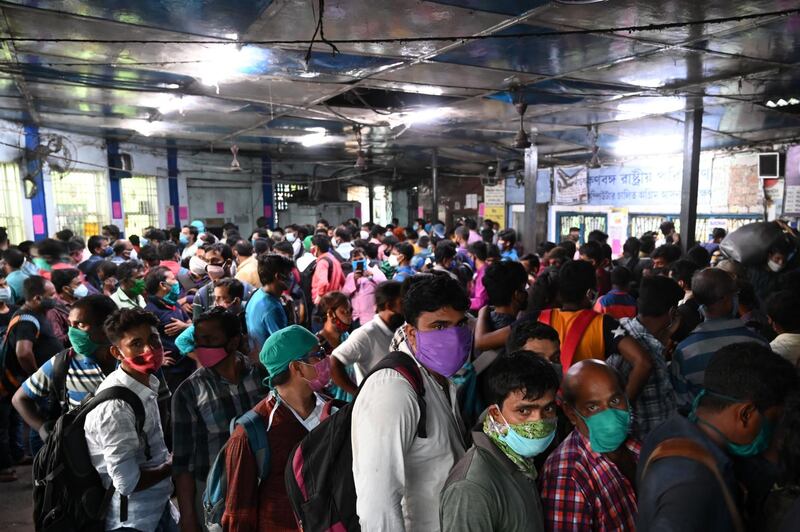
xmin=483 ymin=184 xmax=506 ymax=228
xmin=783 ymin=145 xmax=800 ymax=215
xmin=554 ymin=166 xmax=588 ymax=205
xmin=607 ymin=208 xmax=629 ymax=258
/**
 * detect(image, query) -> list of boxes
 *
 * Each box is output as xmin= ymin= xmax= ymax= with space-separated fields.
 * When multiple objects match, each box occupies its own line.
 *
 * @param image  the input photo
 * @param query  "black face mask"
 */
xmin=40 ymin=297 xmax=58 ymax=311
xmin=387 ymin=313 xmax=406 ymax=332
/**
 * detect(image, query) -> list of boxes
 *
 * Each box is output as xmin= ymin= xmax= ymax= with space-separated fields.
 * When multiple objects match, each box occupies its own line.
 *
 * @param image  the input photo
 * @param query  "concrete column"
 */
xmin=24 ymin=124 xmax=48 ymax=239
xmin=167 ymin=142 xmax=180 ymax=227
xmin=522 ymin=145 xmax=538 ymax=254
xmin=262 ymin=153 xmax=274 ymax=229
xmin=431 ymin=148 xmax=438 ymax=221
xmin=680 ymin=95 xmax=703 ymax=252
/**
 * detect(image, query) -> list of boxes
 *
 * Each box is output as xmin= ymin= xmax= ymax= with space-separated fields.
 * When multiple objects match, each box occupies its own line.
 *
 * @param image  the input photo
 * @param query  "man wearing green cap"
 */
xmin=296 ymin=235 xmax=316 ymax=273
xmin=110 ymin=261 xmax=147 ymax=310
xmin=222 ymin=324 xmax=332 ymax=531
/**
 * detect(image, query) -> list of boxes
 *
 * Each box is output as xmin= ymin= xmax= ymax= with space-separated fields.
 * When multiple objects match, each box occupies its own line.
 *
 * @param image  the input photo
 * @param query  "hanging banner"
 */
xmin=783 ymin=145 xmax=800 ymax=215
xmin=483 ymin=184 xmax=506 ymax=229
xmin=555 ymin=166 xmax=588 ymax=205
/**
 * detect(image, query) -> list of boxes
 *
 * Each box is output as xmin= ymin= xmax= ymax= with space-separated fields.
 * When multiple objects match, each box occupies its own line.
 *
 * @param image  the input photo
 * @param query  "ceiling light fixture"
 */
xmin=198 ymin=44 xmax=262 ymax=94
xmin=155 ymin=94 xmax=184 ymax=116
xmin=131 ymin=120 xmax=160 ymax=137
xmin=299 ymin=127 xmax=329 ymax=147
xmin=401 ymin=107 xmax=448 ymax=127
xmin=616 ymin=96 xmax=684 ymax=120
xmin=766 ymin=98 xmax=800 ymax=108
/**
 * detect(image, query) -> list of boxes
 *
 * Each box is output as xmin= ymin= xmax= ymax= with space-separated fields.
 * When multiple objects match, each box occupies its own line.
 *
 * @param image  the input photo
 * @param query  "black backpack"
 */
xmin=299 ymin=255 xmax=333 ymax=327
xmin=284 ymin=352 xmax=427 ymax=531
xmin=33 ymin=386 xmax=149 ymax=532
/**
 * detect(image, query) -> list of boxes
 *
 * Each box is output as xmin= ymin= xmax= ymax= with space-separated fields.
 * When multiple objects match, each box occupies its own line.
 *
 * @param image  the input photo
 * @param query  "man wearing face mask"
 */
xmin=440 ymin=352 xmax=558 ymax=531
xmin=112 ymin=261 xmax=147 ymax=310
xmin=331 ymin=281 xmax=403 ymax=397
xmin=638 ymin=343 xmax=797 ymax=532
xmin=47 ymin=268 xmax=88 ymax=344
xmin=352 ymin=274 xmax=470 ymax=531
xmin=13 ymin=295 xmax=118 ymax=444
xmin=83 ymin=308 xmax=175 ymax=532
xmin=171 ymin=308 xmax=266 ymax=532
xmin=222 ymin=325 xmax=333 ymax=531
xmin=540 ymin=359 xmax=640 ymax=531
xmin=193 ymin=243 xmax=252 ymax=320
xmin=671 ymin=268 xmax=768 ymax=410
xmin=246 ymin=254 xmax=294 ymax=356
xmin=607 ymin=276 xmax=685 ymax=439
xmin=144 ymin=266 xmax=192 ymax=391
xmin=77 ymin=235 xmax=110 ymax=290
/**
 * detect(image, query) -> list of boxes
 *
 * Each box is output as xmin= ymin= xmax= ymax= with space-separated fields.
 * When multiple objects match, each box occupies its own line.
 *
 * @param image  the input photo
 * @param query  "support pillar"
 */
xmin=107 ymin=139 xmax=127 ymax=235
xmin=680 ymin=95 xmax=703 ymax=252
xmin=431 ymin=148 xmax=438 ymax=222
xmin=368 ymin=176 xmax=375 ymax=224
xmin=167 ymin=143 xmax=180 ymax=228
xmin=261 ymin=153 xmax=274 ymax=229
xmin=24 ymin=125 xmax=48 ymax=240
xmin=522 ymin=145 xmax=539 ymax=255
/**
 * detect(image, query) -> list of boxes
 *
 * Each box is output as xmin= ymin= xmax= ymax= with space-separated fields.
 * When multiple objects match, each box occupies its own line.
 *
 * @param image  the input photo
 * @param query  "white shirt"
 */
xmin=296 ymin=251 xmax=316 ymax=273
xmin=336 ymin=241 xmax=355 ymax=261
xmin=351 ymin=343 xmax=466 ymax=531
xmin=273 ymin=390 xmax=328 ymax=431
xmin=181 ymin=241 xmax=199 ymax=260
xmin=771 ymin=333 xmax=800 ymax=366
xmin=332 ymin=315 xmax=394 ymax=384
xmin=84 ymin=368 xmax=172 ymax=532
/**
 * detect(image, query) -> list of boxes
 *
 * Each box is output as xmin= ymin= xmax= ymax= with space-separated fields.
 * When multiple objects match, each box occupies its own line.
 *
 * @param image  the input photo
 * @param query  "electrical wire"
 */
xmin=2 ymin=8 xmax=797 ymax=45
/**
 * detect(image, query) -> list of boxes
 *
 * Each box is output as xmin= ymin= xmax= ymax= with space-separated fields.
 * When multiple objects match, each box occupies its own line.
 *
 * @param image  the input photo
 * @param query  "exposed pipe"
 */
xmin=431 ymin=148 xmax=439 ymax=222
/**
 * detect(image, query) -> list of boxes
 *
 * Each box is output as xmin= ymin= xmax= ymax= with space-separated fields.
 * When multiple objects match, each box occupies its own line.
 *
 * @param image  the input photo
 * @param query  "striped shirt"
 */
xmin=84 ymin=368 xmax=173 ymax=532
xmin=21 ymin=348 xmax=109 ymax=409
xmin=171 ymin=353 xmax=267 ymax=478
xmin=670 ymin=318 xmax=768 ymax=408
xmin=593 ymin=290 xmax=637 ymax=320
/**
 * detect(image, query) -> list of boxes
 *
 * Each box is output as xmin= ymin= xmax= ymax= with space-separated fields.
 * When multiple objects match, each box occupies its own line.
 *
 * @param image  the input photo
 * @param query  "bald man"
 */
xmin=670 ymin=268 xmax=768 ymax=409
xmin=540 ymin=360 xmax=639 ymax=531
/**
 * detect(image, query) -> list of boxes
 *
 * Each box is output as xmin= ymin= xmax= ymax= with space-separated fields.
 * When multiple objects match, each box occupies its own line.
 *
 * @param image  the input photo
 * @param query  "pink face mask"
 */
xmin=195 ymin=346 xmax=229 ymax=367
xmin=206 ymin=264 xmax=226 ymax=280
xmin=303 ymin=357 xmax=331 ymax=392
xmin=126 ymin=346 xmax=164 ymax=374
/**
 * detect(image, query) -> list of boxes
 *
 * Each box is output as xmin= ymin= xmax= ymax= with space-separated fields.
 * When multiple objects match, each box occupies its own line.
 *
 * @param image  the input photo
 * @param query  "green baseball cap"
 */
xmin=259 ymin=325 xmax=320 ymax=386
xmin=303 ymin=235 xmax=313 ymax=251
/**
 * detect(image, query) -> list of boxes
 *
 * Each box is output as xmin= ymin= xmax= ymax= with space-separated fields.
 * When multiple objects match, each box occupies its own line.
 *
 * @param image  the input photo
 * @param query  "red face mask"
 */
xmin=125 ymin=346 xmax=164 ymax=374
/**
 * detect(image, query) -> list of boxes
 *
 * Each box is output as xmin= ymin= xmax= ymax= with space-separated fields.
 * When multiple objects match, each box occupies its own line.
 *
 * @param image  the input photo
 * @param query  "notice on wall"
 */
xmin=483 ymin=184 xmax=506 ymax=228
xmin=783 ymin=145 xmax=800 ymax=215
xmin=607 ymin=208 xmax=629 ymax=258
xmin=465 ymin=193 xmax=478 ymax=209
xmin=216 ymin=201 xmax=225 ymax=214
xmin=554 ymin=166 xmax=588 ymax=205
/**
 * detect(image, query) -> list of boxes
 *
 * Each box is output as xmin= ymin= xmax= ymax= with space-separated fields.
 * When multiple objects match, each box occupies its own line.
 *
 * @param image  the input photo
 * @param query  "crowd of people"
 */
xmin=0 ymin=213 xmax=799 ymax=532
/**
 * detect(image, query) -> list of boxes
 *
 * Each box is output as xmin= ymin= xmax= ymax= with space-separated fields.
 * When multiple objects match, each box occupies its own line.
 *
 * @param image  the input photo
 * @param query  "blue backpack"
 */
xmin=203 ymin=409 xmax=271 ymax=531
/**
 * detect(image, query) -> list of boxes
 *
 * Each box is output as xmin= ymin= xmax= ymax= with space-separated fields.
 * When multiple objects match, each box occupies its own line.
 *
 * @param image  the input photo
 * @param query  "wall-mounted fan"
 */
xmin=22 ymin=134 xmax=77 ymax=198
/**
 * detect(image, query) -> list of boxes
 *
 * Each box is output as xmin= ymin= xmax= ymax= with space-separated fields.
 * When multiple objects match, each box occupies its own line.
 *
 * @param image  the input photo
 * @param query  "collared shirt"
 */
xmin=341 ymin=266 xmax=387 ymax=324
xmin=540 ymin=430 xmax=640 ymax=532
xmin=352 ymin=343 xmax=466 ymax=531
xmin=770 ymin=333 xmax=800 ymax=366
xmin=440 ymin=427 xmax=545 ymax=532
xmin=111 ymin=287 xmax=146 ymax=309
xmin=171 ymin=353 xmax=266 ymax=479
xmin=593 ymin=290 xmax=637 ymax=320
xmin=392 ymin=264 xmax=415 ymax=282
xmin=470 ymin=264 xmax=488 ymax=311
xmin=670 ymin=318 xmax=768 ymax=408
xmin=332 ymin=315 xmax=394 ymax=384
xmin=608 ymin=318 xmax=676 ymax=438
xmin=245 ymin=289 xmax=287 ymax=353
xmin=21 ymin=348 xmax=109 ymax=410
xmin=235 ymin=255 xmax=261 ymax=288
xmin=84 ymin=368 xmax=172 ymax=532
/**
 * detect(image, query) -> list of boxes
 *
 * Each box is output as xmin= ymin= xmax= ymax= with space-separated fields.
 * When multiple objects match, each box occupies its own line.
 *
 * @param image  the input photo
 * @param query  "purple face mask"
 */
xmin=412 ymin=323 xmax=472 ymax=378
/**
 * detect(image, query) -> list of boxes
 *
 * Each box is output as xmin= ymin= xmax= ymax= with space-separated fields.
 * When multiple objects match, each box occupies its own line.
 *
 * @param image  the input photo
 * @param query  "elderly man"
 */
xmin=540 ymin=359 xmax=640 ymax=531
xmin=670 ymin=268 xmax=768 ymax=409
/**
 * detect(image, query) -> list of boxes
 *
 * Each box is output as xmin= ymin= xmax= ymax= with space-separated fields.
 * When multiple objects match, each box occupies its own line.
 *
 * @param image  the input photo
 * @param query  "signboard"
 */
xmin=554 ymin=166 xmax=588 ymax=205
xmin=483 ymin=184 xmax=505 ymax=229
xmin=783 ymin=145 xmax=800 ymax=215
xmin=607 ymin=208 xmax=629 ymax=258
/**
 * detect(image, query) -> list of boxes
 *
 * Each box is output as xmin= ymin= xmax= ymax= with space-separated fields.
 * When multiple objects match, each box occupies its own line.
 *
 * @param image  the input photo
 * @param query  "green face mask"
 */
xmin=689 ymin=389 xmax=773 ymax=457
xmin=574 ymin=406 xmax=631 ymax=453
xmin=129 ymin=278 xmax=146 ymax=297
xmin=68 ymin=326 xmax=99 ymax=360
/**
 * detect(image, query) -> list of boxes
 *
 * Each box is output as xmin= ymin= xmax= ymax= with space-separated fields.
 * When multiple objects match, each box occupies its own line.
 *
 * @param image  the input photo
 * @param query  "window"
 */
xmin=51 ymin=171 xmax=110 ymax=238
xmin=275 ymin=182 xmax=309 ymax=225
xmin=121 ymin=175 xmax=158 ymax=237
xmin=0 ymin=163 xmax=25 ymax=244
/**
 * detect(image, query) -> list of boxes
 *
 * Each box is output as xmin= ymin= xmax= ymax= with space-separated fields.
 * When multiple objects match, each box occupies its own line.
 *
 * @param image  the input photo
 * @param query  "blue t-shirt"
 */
xmin=245 ymin=289 xmax=287 ymax=353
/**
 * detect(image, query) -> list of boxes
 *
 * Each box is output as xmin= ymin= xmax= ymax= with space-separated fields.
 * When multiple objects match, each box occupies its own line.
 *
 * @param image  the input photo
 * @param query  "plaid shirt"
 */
xmin=607 ymin=318 xmax=676 ymax=438
xmin=171 ymin=353 xmax=267 ymax=478
xmin=540 ymin=430 xmax=640 ymax=532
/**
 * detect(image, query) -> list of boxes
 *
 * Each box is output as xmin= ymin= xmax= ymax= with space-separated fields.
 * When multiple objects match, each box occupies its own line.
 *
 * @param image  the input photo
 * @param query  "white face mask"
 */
xmin=0 ymin=286 xmax=11 ymax=303
xmin=388 ymin=254 xmax=400 ymax=267
xmin=385 ymin=231 xmax=393 ymax=238
xmin=360 ymin=230 xmax=369 ymax=240
xmin=768 ymin=260 xmax=783 ymax=272
xmin=286 ymin=233 xmax=296 ymax=243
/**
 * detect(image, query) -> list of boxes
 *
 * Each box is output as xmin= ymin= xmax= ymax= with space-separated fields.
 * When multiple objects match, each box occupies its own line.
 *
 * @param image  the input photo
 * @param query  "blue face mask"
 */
xmin=103 ymin=247 xmax=114 ymax=257
xmin=73 ymin=283 xmax=89 ymax=299
xmin=689 ymin=389 xmax=773 ymax=457
xmin=163 ymin=281 xmax=180 ymax=305
xmin=489 ymin=410 xmax=557 ymax=458
xmin=139 ymin=237 xmax=149 ymax=247
xmin=179 ymin=234 xmax=189 ymax=245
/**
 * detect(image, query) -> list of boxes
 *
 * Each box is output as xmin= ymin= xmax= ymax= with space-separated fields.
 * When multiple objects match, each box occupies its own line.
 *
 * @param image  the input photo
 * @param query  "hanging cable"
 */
xmin=304 ymin=0 xmax=339 ymax=65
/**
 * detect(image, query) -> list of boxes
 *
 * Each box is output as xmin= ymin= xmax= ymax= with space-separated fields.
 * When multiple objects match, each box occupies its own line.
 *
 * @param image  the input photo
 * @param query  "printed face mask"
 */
xmin=486 ymin=409 xmax=557 ymax=459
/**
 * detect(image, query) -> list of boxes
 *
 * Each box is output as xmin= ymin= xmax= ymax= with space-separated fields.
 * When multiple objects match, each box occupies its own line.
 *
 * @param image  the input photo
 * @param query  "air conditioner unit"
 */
xmin=109 ymin=153 xmax=134 ymax=176
xmin=758 ymin=152 xmax=784 ymax=179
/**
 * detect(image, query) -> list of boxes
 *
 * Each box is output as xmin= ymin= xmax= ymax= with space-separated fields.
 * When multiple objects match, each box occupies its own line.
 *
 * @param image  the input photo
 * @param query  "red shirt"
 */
xmin=222 ymin=395 xmax=308 ymax=532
